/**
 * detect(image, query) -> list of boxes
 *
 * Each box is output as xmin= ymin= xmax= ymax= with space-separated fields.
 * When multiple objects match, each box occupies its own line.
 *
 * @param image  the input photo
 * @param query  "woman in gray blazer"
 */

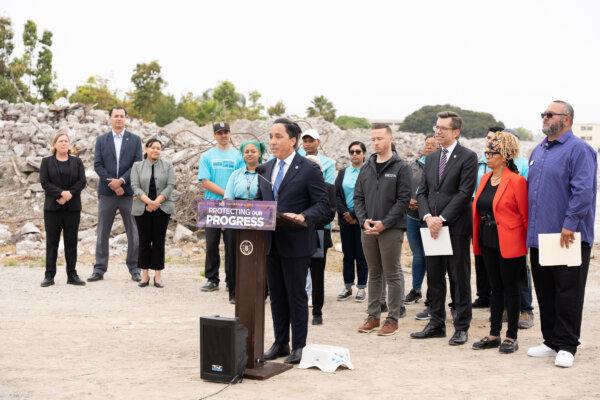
xmin=130 ymin=138 xmax=176 ymax=288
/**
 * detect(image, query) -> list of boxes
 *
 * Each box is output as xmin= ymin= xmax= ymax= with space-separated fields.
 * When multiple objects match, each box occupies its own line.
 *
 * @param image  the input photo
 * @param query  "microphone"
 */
xmin=256 ymin=164 xmax=274 ymax=189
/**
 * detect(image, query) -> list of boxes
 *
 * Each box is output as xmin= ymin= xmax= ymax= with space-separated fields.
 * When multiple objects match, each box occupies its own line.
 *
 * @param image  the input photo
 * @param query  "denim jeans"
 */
xmin=521 ymin=259 xmax=534 ymax=312
xmin=406 ymin=215 xmax=426 ymax=290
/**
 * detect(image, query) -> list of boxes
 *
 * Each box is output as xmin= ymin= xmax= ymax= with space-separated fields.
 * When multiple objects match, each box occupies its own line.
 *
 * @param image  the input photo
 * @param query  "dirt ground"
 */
xmin=1 ymin=247 xmax=599 ymax=400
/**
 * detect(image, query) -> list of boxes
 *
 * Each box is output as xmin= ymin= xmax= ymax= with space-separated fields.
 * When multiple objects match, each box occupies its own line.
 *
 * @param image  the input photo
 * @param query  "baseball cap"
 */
xmin=213 ymin=122 xmax=230 ymax=133
xmin=301 ymin=129 xmax=320 ymax=140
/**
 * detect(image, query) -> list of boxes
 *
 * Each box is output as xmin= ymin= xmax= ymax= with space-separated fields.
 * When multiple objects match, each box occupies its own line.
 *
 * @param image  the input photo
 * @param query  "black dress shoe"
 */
xmin=131 ymin=273 xmax=141 ymax=282
xmin=153 ymin=278 xmax=164 ymax=288
xmin=410 ymin=323 xmax=446 ymax=339
xmin=138 ymin=280 xmax=150 ymax=287
xmin=262 ymin=343 xmax=290 ymax=360
xmin=284 ymin=348 xmax=303 ymax=364
xmin=472 ymin=298 xmax=490 ymax=308
xmin=499 ymin=339 xmax=519 ymax=354
xmin=87 ymin=273 xmax=103 ymax=282
xmin=40 ymin=277 xmax=55 ymax=287
xmin=449 ymin=330 xmax=468 ymax=345
xmin=312 ymin=315 xmax=323 ymax=325
xmin=472 ymin=336 xmax=501 ymax=350
xmin=67 ymin=275 xmax=86 ymax=286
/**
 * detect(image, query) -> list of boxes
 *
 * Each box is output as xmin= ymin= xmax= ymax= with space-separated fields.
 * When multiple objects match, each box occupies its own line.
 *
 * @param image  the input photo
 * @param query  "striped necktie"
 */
xmin=439 ymin=148 xmax=449 ymax=179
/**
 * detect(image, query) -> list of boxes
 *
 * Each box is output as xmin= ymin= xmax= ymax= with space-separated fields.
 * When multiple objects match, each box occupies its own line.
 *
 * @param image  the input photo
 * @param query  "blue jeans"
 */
xmin=406 ymin=215 xmax=426 ymax=290
xmin=340 ymin=224 xmax=368 ymax=288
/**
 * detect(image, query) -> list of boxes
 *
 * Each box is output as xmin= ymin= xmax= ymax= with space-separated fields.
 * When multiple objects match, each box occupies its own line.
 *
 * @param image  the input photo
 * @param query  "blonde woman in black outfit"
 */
xmin=39 ymin=129 xmax=87 ymax=287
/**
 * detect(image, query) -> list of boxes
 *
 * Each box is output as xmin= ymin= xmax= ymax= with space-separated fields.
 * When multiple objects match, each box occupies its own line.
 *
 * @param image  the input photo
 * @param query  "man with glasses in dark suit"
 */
xmin=410 ymin=111 xmax=478 ymax=346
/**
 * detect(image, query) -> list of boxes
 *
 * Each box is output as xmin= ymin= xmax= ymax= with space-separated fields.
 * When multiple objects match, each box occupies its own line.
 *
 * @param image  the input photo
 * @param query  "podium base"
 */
xmin=244 ymin=361 xmax=293 ymax=380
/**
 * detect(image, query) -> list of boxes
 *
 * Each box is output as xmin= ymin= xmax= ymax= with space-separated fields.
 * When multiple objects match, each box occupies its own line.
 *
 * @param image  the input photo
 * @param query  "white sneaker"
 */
xmin=527 ymin=344 xmax=558 ymax=358
xmin=555 ymin=350 xmax=574 ymax=368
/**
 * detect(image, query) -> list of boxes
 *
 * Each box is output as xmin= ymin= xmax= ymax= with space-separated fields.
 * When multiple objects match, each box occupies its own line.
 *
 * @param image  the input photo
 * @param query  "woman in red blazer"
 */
xmin=471 ymin=131 xmax=528 ymax=354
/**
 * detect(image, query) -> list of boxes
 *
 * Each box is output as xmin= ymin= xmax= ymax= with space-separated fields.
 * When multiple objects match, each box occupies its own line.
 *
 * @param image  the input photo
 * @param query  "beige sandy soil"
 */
xmin=1 ymin=250 xmax=599 ymax=400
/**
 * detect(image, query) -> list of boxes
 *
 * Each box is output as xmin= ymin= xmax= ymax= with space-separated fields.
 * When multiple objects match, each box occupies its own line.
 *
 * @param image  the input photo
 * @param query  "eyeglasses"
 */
xmin=540 ymin=112 xmax=567 ymax=119
xmin=349 ymin=150 xmax=363 ymax=155
xmin=433 ymin=125 xmax=454 ymax=132
xmin=484 ymin=151 xmax=500 ymax=158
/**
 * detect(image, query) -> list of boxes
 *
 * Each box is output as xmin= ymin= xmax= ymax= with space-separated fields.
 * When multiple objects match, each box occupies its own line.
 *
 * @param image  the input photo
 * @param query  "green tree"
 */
xmin=335 ymin=115 xmax=371 ymax=129
xmin=21 ymin=20 xmax=37 ymax=94
xmin=176 ymin=92 xmax=202 ymax=122
xmin=267 ymin=100 xmax=286 ymax=117
xmin=152 ymin=94 xmax=178 ymax=126
xmin=243 ymin=90 xmax=264 ymax=120
xmin=306 ymin=95 xmax=336 ymax=122
xmin=33 ymin=30 xmax=56 ymax=102
xmin=0 ymin=17 xmax=29 ymax=102
xmin=69 ymin=76 xmax=120 ymax=110
xmin=400 ymin=104 xmax=504 ymax=139
xmin=130 ymin=60 xmax=165 ymax=121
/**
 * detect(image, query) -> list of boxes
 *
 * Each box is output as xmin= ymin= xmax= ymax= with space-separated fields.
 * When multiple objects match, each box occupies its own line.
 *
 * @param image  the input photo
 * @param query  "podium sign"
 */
xmin=197 ymin=200 xmax=276 ymax=231
xmin=197 ymin=199 xmax=292 ymax=379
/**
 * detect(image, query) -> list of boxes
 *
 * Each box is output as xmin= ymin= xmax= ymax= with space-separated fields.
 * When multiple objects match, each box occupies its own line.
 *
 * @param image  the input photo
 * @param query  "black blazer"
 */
xmin=416 ymin=142 xmax=478 ymax=235
xmin=256 ymin=153 xmax=330 ymax=258
xmin=39 ymin=155 xmax=87 ymax=211
xmin=334 ymin=168 xmax=357 ymax=226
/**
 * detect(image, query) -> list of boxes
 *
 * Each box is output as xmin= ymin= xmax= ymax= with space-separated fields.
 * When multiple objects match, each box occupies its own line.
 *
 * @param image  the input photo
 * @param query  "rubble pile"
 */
xmin=0 ymin=98 xmax=498 ymax=256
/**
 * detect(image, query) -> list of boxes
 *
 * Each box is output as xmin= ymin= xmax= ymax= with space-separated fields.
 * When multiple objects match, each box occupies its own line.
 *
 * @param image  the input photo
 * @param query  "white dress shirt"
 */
xmin=271 ymin=151 xmax=297 ymax=183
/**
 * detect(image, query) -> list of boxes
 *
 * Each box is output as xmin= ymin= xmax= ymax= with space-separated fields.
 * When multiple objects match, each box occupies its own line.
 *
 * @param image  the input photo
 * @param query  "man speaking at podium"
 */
xmin=256 ymin=118 xmax=330 ymax=364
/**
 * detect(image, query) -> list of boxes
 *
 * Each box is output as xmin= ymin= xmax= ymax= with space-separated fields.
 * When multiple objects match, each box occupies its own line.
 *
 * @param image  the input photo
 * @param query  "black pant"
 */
xmin=267 ymin=245 xmax=310 ymax=351
xmin=44 ymin=210 xmax=81 ymax=278
xmin=204 ymin=227 xmax=234 ymax=289
xmin=339 ymin=224 xmax=368 ymax=287
xmin=310 ymin=249 xmax=328 ymax=317
xmin=134 ymin=209 xmax=170 ymax=270
xmin=531 ymin=245 xmax=591 ymax=355
xmin=426 ymin=234 xmax=472 ymax=331
xmin=474 ymin=254 xmax=490 ymax=302
xmin=481 ymin=246 xmax=523 ymax=339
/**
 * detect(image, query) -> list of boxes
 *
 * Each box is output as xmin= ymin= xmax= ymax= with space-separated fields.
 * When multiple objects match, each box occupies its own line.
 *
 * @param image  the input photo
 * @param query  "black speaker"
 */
xmin=200 ymin=316 xmax=247 ymax=383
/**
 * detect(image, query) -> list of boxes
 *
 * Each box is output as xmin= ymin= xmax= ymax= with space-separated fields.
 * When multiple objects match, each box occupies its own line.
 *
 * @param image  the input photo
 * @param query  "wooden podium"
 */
xmin=198 ymin=201 xmax=306 ymax=380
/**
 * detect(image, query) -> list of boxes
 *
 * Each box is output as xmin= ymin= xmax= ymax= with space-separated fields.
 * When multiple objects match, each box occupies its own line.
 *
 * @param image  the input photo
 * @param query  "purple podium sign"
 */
xmin=197 ymin=200 xmax=277 ymax=231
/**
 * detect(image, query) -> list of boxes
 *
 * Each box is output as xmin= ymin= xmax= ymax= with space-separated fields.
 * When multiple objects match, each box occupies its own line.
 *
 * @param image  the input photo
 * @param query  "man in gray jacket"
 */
xmin=355 ymin=124 xmax=412 ymax=336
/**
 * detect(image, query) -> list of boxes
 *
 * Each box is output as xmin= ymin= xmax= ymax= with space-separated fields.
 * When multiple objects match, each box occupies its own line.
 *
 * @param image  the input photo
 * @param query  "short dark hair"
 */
xmin=371 ymin=123 xmax=393 ymax=135
xmin=273 ymin=118 xmax=302 ymax=149
xmin=348 ymin=141 xmax=367 ymax=154
xmin=436 ymin=111 xmax=462 ymax=130
xmin=552 ymin=100 xmax=574 ymax=120
xmin=488 ymin=126 xmax=504 ymax=134
xmin=109 ymin=106 xmax=127 ymax=117
xmin=143 ymin=137 xmax=162 ymax=159
xmin=425 ymin=134 xmax=435 ymax=140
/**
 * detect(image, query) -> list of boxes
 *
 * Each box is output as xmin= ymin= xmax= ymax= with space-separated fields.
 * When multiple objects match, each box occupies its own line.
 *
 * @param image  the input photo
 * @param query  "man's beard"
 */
xmin=542 ymin=120 xmax=564 ymax=136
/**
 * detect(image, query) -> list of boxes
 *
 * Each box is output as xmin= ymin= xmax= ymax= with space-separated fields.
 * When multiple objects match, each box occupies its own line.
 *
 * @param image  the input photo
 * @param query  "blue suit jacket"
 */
xmin=256 ymin=153 xmax=330 ymax=258
xmin=93 ymin=130 xmax=143 ymax=196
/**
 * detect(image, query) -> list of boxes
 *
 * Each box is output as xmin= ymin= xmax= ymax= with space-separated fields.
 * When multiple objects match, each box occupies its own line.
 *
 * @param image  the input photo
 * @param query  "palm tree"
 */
xmin=306 ymin=95 xmax=336 ymax=122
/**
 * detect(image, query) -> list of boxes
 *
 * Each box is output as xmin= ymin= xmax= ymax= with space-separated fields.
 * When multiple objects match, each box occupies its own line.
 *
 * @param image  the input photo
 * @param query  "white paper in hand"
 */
xmin=420 ymin=226 xmax=453 ymax=256
xmin=538 ymin=232 xmax=581 ymax=267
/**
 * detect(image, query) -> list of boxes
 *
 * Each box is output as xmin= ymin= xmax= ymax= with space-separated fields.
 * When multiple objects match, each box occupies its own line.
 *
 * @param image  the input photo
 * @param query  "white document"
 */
xmin=420 ymin=226 xmax=453 ymax=256
xmin=538 ymin=233 xmax=582 ymax=267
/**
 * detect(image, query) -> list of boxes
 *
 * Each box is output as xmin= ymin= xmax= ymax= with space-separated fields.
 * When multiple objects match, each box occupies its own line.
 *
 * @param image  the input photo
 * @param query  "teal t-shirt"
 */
xmin=342 ymin=165 xmax=361 ymax=211
xmin=224 ymin=167 xmax=259 ymax=200
xmin=197 ymin=147 xmax=244 ymax=200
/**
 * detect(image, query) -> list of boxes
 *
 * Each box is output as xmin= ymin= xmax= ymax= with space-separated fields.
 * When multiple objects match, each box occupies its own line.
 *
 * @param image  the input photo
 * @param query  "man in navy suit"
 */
xmin=256 ymin=118 xmax=330 ymax=364
xmin=88 ymin=106 xmax=143 ymax=282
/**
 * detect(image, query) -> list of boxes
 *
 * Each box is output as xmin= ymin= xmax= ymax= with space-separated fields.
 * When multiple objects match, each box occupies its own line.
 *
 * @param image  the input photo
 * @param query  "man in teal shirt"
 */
xmin=197 ymin=122 xmax=244 ymax=293
xmin=298 ymin=129 xmax=336 ymax=184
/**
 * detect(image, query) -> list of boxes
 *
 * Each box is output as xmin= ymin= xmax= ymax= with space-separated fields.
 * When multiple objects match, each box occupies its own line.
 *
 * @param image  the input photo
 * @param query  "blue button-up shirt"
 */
xmin=112 ymin=130 xmax=124 ymax=176
xmin=527 ymin=130 xmax=597 ymax=248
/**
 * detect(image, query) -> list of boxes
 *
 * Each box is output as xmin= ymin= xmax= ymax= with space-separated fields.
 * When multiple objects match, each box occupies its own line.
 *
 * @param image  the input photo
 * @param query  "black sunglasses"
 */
xmin=349 ymin=149 xmax=363 ymax=155
xmin=484 ymin=151 xmax=500 ymax=158
xmin=540 ymin=112 xmax=567 ymax=119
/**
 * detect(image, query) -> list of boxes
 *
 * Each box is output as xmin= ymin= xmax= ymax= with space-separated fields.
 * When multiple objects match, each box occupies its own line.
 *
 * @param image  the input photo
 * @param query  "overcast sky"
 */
xmin=2 ymin=0 xmax=599 ymax=132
